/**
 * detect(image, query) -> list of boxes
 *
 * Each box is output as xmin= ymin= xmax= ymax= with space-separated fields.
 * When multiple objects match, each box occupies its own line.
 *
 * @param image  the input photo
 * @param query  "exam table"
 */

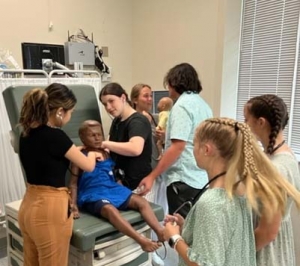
xmin=2 ymin=84 xmax=164 ymax=266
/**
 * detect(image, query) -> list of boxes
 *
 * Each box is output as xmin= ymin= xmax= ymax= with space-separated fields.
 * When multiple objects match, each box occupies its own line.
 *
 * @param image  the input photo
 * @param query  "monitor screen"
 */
xmin=21 ymin=42 xmax=65 ymax=70
xmin=152 ymin=90 xmax=170 ymax=113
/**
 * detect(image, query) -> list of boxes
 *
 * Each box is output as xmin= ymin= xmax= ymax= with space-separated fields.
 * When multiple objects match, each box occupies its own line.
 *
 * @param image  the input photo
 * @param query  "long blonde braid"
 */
xmin=196 ymin=118 xmax=300 ymax=220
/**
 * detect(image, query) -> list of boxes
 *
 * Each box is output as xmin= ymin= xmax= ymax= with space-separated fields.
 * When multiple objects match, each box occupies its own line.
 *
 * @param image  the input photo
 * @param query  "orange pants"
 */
xmin=18 ymin=184 xmax=73 ymax=266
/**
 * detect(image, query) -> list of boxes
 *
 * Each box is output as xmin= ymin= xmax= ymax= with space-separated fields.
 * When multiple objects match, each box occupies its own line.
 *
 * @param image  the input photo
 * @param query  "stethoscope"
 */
xmin=173 ymin=171 xmax=227 ymax=214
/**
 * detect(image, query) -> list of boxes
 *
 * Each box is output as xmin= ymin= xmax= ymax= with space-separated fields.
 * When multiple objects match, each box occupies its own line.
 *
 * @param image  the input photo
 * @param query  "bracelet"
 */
xmin=174 ymin=238 xmax=184 ymax=251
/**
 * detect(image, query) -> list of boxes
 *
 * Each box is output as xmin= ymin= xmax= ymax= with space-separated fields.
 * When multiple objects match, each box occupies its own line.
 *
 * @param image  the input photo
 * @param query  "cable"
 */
xmin=42 ymin=59 xmax=77 ymax=77
xmin=95 ymin=46 xmax=110 ymax=74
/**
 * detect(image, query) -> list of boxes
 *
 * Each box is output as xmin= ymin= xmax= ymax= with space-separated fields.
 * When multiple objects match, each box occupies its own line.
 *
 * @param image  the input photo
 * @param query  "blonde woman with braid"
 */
xmin=244 ymin=94 xmax=300 ymax=266
xmin=164 ymin=118 xmax=300 ymax=266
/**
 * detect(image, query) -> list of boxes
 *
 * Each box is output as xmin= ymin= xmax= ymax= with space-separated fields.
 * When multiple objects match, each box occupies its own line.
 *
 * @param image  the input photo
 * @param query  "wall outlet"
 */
xmin=101 ymin=46 xmax=109 ymax=57
xmin=102 ymin=67 xmax=112 ymax=82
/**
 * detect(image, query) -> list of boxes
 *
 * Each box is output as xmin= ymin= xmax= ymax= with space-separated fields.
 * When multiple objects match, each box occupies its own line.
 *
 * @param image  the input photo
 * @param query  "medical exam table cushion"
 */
xmin=6 ymin=199 xmax=163 ymax=252
xmin=72 ymin=203 xmax=163 ymax=251
xmin=2 ymin=84 xmax=164 ymax=252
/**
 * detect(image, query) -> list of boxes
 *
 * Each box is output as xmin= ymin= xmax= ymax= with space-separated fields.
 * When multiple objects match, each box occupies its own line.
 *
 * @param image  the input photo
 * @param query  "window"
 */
xmin=237 ymin=0 xmax=300 ymax=156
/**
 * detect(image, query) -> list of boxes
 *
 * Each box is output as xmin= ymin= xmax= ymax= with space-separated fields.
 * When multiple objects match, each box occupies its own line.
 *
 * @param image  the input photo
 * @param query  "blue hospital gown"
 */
xmin=77 ymin=158 xmax=132 ymax=208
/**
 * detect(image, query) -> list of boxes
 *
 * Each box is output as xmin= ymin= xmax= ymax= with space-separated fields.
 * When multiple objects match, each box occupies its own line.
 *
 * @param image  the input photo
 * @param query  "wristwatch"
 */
xmin=168 ymin=234 xmax=183 ymax=248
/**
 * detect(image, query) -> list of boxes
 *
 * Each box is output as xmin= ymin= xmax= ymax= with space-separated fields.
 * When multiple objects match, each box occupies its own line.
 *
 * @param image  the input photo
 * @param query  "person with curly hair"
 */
xmin=138 ymin=63 xmax=213 ymax=218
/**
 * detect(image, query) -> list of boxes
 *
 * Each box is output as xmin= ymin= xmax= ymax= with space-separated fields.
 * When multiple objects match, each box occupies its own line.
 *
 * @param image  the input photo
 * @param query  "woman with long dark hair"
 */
xmin=100 ymin=82 xmax=152 ymax=190
xmin=244 ymin=94 xmax=300 ymax=266
xmin=18 ymin=83 xmax=102 ymax=266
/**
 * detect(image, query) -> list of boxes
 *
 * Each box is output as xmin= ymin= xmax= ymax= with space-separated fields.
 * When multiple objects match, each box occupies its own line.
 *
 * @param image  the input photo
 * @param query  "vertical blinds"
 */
xmin=237 ymin=0 xmax=300 ymax=154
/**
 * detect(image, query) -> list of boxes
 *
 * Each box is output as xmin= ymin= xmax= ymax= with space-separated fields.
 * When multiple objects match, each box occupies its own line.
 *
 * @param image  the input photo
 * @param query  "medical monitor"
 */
xmin=152 ymin=90 xmax=170 ymax=113
xmin=21 ymin=42 xmax=65 ymax=70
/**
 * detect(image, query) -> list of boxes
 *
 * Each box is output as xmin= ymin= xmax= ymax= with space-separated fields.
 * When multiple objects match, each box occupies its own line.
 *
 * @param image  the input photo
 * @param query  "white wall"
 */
xmin=220 ymin=0 xmax=242 ymax=119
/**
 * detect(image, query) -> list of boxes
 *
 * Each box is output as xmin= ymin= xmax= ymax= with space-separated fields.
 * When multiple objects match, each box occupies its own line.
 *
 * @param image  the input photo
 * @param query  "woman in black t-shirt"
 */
xmin=18 ymin=83 xmax=102 ymax=266
xmin=100 ymin=82 xmax=152 ymax=190
xmin=130 ymin=83 xmax=169 ymax=212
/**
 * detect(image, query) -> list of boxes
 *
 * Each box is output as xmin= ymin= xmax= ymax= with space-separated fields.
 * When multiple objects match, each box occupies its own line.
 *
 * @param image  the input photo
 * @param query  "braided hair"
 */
xmin=246 ymin=94 xmax=289 ymax=154
xmin=195 ymin=117 xmax=300 ymax=220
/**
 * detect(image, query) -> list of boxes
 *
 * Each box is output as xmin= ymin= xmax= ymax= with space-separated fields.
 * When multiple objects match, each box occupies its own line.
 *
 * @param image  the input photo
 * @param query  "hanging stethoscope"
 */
xmin=173 ymin=171 xmax=227 ymax=214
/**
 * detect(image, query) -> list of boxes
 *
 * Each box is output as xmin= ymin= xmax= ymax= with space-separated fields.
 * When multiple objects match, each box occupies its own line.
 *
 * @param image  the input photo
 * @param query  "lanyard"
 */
xmin=173 ymin=171 xmax=227 ymax=214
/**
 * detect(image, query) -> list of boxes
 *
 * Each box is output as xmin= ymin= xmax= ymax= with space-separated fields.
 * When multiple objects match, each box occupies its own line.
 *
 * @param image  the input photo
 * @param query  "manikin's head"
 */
xmin=157 ymin=97 xmax=173 ymax=113
xmin=78 ymin=120 xmax=104 ymax=150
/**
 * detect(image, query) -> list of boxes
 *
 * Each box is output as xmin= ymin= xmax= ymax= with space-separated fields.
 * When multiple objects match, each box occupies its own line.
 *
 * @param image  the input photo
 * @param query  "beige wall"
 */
xmin=1 ymin=0 xmax=134 ymax=135
xmin=0 ymin=0 xmax=133 ymax=90
xmin=132 ymin=0 xmax=225 ymax=116
xmin=0 ymin=0 xmax=229 ymax=132
xmin=0 ymin=0 xmax=232 ymax=119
